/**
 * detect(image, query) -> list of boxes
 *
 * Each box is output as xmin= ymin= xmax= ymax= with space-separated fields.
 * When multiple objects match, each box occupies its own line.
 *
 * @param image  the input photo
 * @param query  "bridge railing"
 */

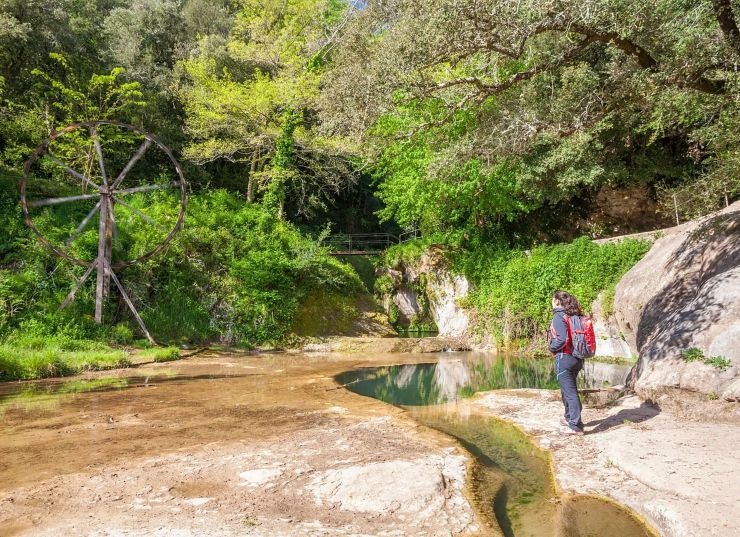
xmin=322 ymin=233 xmax=398 ymax=253
xmin=323 ymin=229 xmax=421 ymax=254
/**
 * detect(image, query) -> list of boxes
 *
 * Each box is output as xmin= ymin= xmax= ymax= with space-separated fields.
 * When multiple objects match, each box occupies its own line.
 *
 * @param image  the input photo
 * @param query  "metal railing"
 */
xmin=323 ymin=228 xmax=420 ymax=254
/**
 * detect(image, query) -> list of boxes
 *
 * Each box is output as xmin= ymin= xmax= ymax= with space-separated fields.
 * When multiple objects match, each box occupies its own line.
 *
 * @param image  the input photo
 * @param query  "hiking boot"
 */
xmin=559 ymin=418 xmax=568 ymax=426
xmin=559 ymin=426 xmax=584 ymax=436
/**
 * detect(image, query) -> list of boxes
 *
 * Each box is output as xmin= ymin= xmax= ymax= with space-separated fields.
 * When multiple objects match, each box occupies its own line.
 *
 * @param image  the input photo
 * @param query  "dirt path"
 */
xmin=472 ymin=390 xmax=740 ymax=537
xmin=0 ymin=351 xmax=479 ymax=536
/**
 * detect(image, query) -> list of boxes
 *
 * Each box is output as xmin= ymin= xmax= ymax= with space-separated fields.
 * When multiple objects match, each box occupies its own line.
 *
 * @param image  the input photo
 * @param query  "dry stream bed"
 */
xmin=0 ymin=349 xmax=698 ymax=536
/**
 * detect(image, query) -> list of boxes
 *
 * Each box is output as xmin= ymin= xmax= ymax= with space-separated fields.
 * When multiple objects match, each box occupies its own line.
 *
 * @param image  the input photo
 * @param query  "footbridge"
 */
xmin=323 ymin=230 xmax=419 ymax=255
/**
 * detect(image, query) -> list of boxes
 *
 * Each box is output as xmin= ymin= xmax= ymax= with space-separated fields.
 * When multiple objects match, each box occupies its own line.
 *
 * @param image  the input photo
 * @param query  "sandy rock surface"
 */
xmin=473 ymin=390 xmax=740 ymax=537
xmin=0 ymin=352 xmax=481 ymax=537
xmin=1 ymin=414 xmax=476 ymax=537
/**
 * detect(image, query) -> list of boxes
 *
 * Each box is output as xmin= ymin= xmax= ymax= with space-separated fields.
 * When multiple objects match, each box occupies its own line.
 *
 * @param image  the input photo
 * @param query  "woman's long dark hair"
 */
xmin=553 ymin=290 xmax=584 ymax=316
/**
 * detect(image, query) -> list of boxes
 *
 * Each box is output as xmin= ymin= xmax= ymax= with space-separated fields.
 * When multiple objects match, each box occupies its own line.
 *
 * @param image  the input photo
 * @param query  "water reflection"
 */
xmin=337 ymin=354 xmax=633 ymax=406
xmin=0 ymin=377 xmax=129 ymax=416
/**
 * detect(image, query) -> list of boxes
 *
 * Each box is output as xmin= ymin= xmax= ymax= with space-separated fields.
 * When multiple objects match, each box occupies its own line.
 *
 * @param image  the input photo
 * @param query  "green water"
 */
xmin=336 ymin=354 xmax=634 ymax=407
xmin=338 ymin=355 xmax=653 ymax=537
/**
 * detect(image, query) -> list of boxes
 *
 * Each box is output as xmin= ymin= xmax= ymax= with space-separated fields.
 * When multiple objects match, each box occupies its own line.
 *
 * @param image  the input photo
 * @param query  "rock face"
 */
xmin=590 ymin=293 xmax=636 ymax=360
xmin=614 ymin=202 xmax=740 ymax=402
xmin=382 ymin=247 xmax=472 ymax=338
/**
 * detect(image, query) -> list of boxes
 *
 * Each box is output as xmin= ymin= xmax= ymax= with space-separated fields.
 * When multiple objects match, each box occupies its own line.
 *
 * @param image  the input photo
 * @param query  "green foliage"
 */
xmin=371 ymin=100 xmax=535 ymax=234
xmin=682 ymin=347 xmax=732 ymax=371
xmin=177 ymin=0 xmax=355 ymax=217
xmin=139 ymin=346 xmax=181 ymax=363
xmin=32 ymin=54 xmax=146 ymax=123
xmin=110 ymin=324 xmax=134 ymax=345
xmin=461 ymin=237 xmax=651 ymax=349
xmin=374 ymin=274 xmax=394 ymax=296
xmin=324 ymin=0 xmax=740 ymax=235
xmin=387 ymin=301 xmax=399 ymax=325
xmin=703 ymin=356 xmax=732 ymax=372
xmin=0 ymin=170 xmax=364 ymax=348
xmin=112 ymin=189 xmax=364 ymax=344
xmin=103 ymin=0 xmax=187 ymax=89
xmin=384 ymin=239 xmax=436 ymax=268
xmin=681 ymin=347 xmax=705 ymax=362
xmin=292 ymin=289 xmax=360 ymax=337
xmin=0 ymin=331 xmax=131 ymax=381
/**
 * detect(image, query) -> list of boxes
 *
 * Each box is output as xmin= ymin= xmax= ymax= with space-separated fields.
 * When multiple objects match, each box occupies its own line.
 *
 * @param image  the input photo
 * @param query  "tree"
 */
xmin=322 ymin=0 xmax=740 ymax=234
xmin=102 ymin=0 xmax=186 ymax=91
xmin=178 ymin=0 xmax=356 ymax=216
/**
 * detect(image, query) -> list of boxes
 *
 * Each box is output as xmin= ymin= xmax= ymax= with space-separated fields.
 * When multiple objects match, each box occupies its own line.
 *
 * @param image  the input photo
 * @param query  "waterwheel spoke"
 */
xmin=28 ymin=192 xmax=101 ymax=208
xmin=111 ymin=139 xmax=152 ymax=190
xmin=114 ymin=182 xmax=180 ymax=196
xmin=91 ymin=127 xmax=109 ymax=187
xmin=103 ymin=257 xmax=155 ymax=345
xmin=65 ymin=201 xmax=101 ymax=245
xmin=112 ymin=196 xmax=166 ymax=232
xmin=43 ymin=154 xmax=101 ymax=191
xmin=58 ymin=260 xmax=98 ymax=311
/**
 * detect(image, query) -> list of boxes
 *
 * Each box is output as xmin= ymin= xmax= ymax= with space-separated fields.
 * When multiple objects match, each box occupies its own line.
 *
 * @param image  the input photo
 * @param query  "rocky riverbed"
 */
xmin=0 ymin=351 xmax=479 ymax=536
xmin=471 ymin=389 xmax=740 ymax=537
xmin=2 ymin=347 xmax=738 ymax=536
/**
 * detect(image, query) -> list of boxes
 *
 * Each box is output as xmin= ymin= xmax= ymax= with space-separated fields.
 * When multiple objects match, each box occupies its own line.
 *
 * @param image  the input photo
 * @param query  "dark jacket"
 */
xmin=548 ymin=307 xmax=571 ymax=355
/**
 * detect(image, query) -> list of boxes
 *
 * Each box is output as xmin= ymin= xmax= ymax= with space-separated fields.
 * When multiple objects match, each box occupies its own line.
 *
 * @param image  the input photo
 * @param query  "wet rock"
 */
xmin=392 ymin=286 xmax=421 ymax=324
xmin=380 ymin=248 xmax=472 ymax=339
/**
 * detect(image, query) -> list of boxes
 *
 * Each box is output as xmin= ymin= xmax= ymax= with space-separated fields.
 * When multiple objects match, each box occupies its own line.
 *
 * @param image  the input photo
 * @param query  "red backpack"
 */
xmin=565 ymin=315 xmax=597 ymax=359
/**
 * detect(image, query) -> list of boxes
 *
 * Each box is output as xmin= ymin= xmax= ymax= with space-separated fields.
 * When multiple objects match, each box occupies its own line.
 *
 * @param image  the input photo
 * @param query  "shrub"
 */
xmin=703 ymin=355 xmax=732 ymax=371
xmin=0 ymin=172 xmax=365 ymax=348
xmin=681 ymin=347 xmax=732 ymax=371
xmin=0 ymin=337 xmax=129 ymax=381
xmin=139 ymin=346 xmax=181 ymax=363
xmin=110 ymin=323 xmax=134 ymax=345
xmin=681 ymin=347 xmax=704 ymax=362
xmin=460 ymin=237 xmax=651 ymax=350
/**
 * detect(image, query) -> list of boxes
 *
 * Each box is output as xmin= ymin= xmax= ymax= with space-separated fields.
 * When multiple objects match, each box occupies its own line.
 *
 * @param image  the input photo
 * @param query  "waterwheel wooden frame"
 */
xmin=19 ymin=121 xmax=188 ymax=344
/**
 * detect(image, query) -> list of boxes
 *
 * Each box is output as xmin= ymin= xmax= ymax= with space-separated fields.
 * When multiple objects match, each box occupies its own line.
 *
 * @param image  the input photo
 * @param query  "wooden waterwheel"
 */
xmin=19 ymin=121 xmax=188 ymax=343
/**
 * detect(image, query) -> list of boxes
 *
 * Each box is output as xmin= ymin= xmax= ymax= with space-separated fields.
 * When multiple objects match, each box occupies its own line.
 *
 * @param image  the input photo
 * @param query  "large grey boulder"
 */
xmin=615 ymin=202 xmax=740 ymax=401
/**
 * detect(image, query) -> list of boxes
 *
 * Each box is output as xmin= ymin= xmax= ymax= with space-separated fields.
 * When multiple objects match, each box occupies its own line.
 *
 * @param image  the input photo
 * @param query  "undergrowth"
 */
xmin=681 ymin=347 xmax=732 ymax=371
xmin=379 ymin=235 xmax=650 ymax=352
xmin=0 ymin=331 xmax=131 ymax=381
xmin=461 ymin=237 xmax=650 ymax=351
xmin=0 ymin=169 xmax=364 ymax=349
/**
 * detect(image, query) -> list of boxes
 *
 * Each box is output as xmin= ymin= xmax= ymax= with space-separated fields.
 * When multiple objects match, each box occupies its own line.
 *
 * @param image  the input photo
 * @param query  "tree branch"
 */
xmin=533 ymin=19 xmax=724 ymax=94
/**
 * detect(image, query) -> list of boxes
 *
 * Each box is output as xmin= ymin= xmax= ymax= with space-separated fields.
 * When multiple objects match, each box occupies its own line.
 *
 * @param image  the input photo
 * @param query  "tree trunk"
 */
xmin=246 ymin=150 xmax=258 ymax=203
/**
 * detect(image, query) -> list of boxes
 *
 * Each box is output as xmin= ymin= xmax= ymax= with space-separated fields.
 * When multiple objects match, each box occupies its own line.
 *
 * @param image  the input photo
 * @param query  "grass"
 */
xmin=138 ymin=346 xmax=181 ymax=363
xmin=681 ymin=347 xmax=705 ymax=362
xmin=0 ymin=338 xmax=131 ymax=381
xmin=681 ymin=347 xmax=732 ymax=371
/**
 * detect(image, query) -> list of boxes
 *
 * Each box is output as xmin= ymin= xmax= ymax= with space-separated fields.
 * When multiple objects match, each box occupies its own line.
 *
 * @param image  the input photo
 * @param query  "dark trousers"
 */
xmin=556 ymin=354 xmax=584 ymax=432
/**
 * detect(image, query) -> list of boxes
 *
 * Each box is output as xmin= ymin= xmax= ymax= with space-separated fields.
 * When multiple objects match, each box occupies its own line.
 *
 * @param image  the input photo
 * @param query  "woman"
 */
xmin=549 ymin=290 xmax=585 ymax=435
